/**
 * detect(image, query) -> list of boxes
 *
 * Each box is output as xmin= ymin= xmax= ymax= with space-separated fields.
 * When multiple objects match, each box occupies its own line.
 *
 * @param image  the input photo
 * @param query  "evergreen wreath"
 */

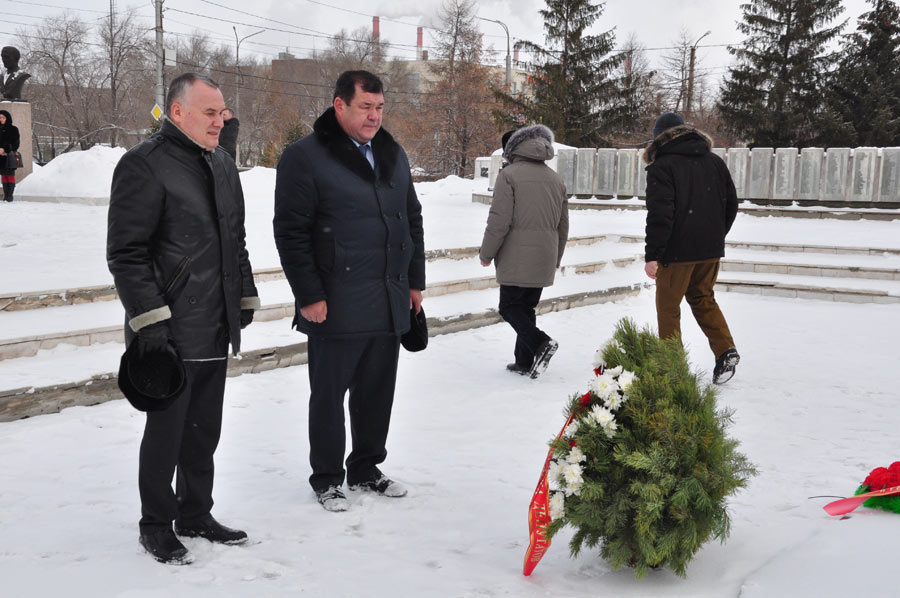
xmin=544 ymin=318 xmax=756 ymax=577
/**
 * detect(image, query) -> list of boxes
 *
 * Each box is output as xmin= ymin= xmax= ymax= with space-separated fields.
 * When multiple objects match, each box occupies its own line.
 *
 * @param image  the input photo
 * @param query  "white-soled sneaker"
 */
xmin=316 ymin=486 xmax=350 ymax=512
xmin=529 ymin=339 xmax=559 ymax=379
xmin=349 ymin=476 xmax=408 ymax=498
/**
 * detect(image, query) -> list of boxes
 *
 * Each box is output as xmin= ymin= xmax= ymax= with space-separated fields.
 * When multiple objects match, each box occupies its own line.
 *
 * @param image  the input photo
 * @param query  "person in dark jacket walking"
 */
xmin=274 ymin=70 xmax=425 ymax=512
xmin=0 ymin=109 xmax=20 ymax=201
xmin=107 ymin=73 xmax=260 ymax=565
xmin=219 ymin=108 xmax=238 ymax=161
xmin=479 ymin=124 xmax=568 ymax=379
xmin=643 ymin=112 xmax=740 ymax=384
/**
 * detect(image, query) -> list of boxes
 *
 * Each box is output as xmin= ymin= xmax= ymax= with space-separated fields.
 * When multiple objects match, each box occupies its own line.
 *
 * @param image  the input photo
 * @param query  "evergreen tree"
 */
xmin=718 ymin=0 xmax=845 ymax=148
xmin=496 ymin=0 xmax=635 ymax=147
xmin=822 ymin=0 xmax=900 ymax=147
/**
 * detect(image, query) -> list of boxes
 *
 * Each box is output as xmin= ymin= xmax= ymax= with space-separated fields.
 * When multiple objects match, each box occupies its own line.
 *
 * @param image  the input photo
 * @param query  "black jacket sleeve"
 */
xmin=273 ymin=143 xmax=327 ymax=308
xmin=406 ymin=177 xmax=426 ymax=291
xmin=106 ymin=149 xmax=169 ymax=328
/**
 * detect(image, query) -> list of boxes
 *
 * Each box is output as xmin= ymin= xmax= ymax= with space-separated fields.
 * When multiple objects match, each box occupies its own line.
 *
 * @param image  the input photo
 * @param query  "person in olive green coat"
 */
xmin=479 ymin=124 xmax=568 ymax=379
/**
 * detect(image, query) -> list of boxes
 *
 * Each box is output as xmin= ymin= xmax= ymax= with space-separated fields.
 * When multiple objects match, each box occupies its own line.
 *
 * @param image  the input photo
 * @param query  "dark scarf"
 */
xmin=313 ymin=107 xmax=399 ymax=184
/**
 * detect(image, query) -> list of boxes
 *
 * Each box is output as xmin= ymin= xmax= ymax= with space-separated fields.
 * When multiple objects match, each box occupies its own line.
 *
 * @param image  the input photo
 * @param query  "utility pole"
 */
xmin=233 ymin=27 xmax=264 ymax=165
xmin=478 ymin=17 xmax=511 ymax=89
xmin=154 ymin=0 xmax=165 ymax=112
xmin=686 ymin=30 xmax=711 ymax=120
xmin=109 ymin=0 xmax=118 ymax=146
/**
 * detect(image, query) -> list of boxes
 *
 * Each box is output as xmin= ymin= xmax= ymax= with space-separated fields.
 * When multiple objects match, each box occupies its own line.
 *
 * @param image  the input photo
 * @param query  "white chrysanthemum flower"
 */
xmin=618 ymin=370 xmax=637 ymax=391
xmin=606 ymin=365 xmax=623 ymax=377
xmin=549 ymin=491 xmax=566 ymax=520
xmin=548 ymin=459 xmax=563 ymax=486
xmin=606 ymin=392 xmax=623 ymax=410
xmin=601 ymin=418 xmax=618 ymax=438
xmin=566 ymin=445 xmax=586 ymax=463
xmin=590 ymin=404 xmax=615 ymax=428
xmin=563 ymin=462 xmax=583 ymax=486
xmin=592 ymin=350 xmax=606 ymax=369
xmin=591 ymin=374 xmax=619 ymax=400
xmin=562 ymin=463 xmax=584 ymax=496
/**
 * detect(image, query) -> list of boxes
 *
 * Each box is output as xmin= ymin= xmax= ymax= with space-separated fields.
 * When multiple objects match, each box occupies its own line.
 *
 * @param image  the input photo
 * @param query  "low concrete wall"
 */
xmin=487 ymin=146 xmax=900 ymax=206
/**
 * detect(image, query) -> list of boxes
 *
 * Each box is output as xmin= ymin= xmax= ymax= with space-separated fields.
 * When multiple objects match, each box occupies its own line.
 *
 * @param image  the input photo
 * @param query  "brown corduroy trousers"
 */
xmin=655 ymin=258 xmax=736 ymax=358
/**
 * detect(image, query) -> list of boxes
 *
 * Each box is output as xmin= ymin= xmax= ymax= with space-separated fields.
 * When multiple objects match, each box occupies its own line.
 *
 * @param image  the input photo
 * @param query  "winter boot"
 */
xmin=506 ymin=363 xmax=530 ymax=375
xmin=139 ymin=527 xmax=193 ymax=565
xmin=713 ymin=348 xmax=740 ymax=385
xmin=2 ymin=183 xmax=9 ymax=202
xmin=174 ymin=514 xmax=248 ymax=545
xmin=529 ymin=339 xmax=559 ymax=379
xmin=5 ymin=183 xmax=13 ymax=202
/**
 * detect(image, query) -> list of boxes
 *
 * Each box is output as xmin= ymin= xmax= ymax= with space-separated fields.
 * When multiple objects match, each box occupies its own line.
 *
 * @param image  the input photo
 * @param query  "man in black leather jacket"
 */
xmin=107 ymin=73 xmax=260 ymax=565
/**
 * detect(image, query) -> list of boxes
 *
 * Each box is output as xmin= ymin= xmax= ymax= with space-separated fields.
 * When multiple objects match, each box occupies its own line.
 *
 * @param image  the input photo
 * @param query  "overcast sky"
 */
xmin=3 ymin=0 xmax=875 ymax=84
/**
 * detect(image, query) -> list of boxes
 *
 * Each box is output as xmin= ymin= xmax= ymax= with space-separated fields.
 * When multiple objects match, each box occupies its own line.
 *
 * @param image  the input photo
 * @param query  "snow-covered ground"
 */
xmin=1 ymin=153 xmax=900 ymax=596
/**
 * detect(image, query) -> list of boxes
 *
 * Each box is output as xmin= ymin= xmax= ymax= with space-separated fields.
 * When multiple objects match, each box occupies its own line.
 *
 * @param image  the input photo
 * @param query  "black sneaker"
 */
xmin=174 ymin=514 xmax=248 ymax=545
xmin=349 ymin=475 xmax=408 ymax=497
xmin=506 ymin=363 xmax=529 ymax=375
xmin=713 ymin=348 xmax=740 ymax=385
xmin=529 ymin=339 xmax=559 ymax=379
xmin=315 ymin=486 xmax=350 ymax=512
xmin=139 ymin=527 xmax=193 ymax=565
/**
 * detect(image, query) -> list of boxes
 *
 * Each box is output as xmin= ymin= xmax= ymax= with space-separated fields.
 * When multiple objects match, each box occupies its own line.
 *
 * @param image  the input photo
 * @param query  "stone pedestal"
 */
xmin=0 ymin=101 xmax=31 ymax=181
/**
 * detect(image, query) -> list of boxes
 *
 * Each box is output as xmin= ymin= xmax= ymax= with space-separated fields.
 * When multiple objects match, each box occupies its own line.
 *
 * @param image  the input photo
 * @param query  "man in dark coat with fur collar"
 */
xmin=274 ymin=70 xmax=425 ymax=512
xmin=643 ymin=112 xmax=740 ymax=384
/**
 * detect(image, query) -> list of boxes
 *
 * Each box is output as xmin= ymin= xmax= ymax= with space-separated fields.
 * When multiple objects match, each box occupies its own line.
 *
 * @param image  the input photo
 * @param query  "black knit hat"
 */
xmin=652 ymin=112 xmax=684 ymax=139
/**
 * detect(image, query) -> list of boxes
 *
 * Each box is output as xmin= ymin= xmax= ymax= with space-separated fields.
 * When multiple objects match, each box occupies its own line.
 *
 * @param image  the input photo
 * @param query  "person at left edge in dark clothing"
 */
xmin=219 ymin=108 xmax=238 ymax=162
xmin=0 ymin=109 xmax=20 ymax=201
xmin=107 ymin=73 xmax=260 ymax=565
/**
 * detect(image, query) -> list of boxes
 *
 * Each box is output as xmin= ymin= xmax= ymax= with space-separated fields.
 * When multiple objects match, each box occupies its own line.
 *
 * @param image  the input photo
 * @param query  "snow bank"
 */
xmin=18 ymin=145 xmax=126 ymax=198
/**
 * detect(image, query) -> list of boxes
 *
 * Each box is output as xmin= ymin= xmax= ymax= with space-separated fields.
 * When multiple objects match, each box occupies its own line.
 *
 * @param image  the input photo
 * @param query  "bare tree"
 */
xmin=98 ymin=7 xmax=152 ymax=147
xmin=403 ymin=0 xmax=502 ymax=176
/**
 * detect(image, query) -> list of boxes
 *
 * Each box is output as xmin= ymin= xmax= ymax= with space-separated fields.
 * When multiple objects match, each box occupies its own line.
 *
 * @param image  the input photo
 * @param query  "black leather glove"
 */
xmin=240 ymin=309 xmax=254 ymax=329
xmin=136 ymin=321 xmax=172 ymax=358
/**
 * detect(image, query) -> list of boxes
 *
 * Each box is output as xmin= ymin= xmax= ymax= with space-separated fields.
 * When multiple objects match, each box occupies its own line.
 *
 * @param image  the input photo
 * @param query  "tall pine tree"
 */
xmin=822 ymin=0 xmax=900 ymax=147
xmin=496 ymin=0 xmax=635 ymax=147
xmin=718 ymin=0 xmax=845 ymax=148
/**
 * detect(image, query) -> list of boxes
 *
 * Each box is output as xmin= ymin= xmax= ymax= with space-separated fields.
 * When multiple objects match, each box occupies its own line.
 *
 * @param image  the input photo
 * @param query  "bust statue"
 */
xmin=1 ymin=46 xmax=30 ymax=101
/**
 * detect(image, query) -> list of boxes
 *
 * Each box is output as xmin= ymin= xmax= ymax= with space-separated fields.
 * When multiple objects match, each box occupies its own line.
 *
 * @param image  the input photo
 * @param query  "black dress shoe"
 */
xmin=174 ymin=514 xmax=248 ymax=545
xmin=139 ymin=528 xmax=193 ymax=565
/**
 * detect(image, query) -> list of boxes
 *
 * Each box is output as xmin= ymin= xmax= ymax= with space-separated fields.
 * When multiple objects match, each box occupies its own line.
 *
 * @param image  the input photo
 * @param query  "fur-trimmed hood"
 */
xmin=0 ymin=110 xmax=12 ymax=127
xmin=643 ymin=124 xmax=713 ymax=164
xmin=313 ymin=107 xmax=399 ymax=184
xmin=504 ymin=124 xmax=555 ymax=162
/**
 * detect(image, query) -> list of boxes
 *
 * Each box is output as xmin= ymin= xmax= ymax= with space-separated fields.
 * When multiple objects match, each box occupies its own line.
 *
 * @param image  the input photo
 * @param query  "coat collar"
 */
xmin=313 ymin=107 xmax=399 ymax=184
xmin=643 ymin=124 xmax=713 ymax=165
xmin=160 ymin=118 xmax=212 ymax=155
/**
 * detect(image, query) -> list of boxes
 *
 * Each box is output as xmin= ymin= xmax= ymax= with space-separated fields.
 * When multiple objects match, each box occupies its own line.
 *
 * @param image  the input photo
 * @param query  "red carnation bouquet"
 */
xmin=856 ymin=462 xmax=900 ymax=513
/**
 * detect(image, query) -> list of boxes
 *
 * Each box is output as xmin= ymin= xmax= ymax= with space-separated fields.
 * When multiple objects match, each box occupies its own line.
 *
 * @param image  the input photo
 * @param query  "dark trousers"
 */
xmin=655 ymin=259 xmax=736 ymax=358
xmin=138 ymin=359 xmax=227 ymax=533
xmin=307 ymin=334 xmax=401 ymax=492
xmin=498 ymin=285 xmax=550 ymax=368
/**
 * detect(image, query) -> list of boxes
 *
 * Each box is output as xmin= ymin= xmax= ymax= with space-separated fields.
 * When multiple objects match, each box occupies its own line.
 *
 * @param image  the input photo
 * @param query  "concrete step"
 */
xmin=0 ymin=255 xmax=643 ymax=361
xmin=475 ymin=193 xmax=900 ymax=221
xmin=0 ymin=282 xmax=647 ymax=422
xmin=5 ymin=234 xmax=899 ymax=312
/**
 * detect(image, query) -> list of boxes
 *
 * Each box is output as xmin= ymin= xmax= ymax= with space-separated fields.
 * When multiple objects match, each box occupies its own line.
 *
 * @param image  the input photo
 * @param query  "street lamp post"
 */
xmin=686 ymin=30 xmax=711 ymax=119
xmin=233 ymin=26 xmax=265 ymax=164
xmin=479 ymin=17 xmax=510 ymax=89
